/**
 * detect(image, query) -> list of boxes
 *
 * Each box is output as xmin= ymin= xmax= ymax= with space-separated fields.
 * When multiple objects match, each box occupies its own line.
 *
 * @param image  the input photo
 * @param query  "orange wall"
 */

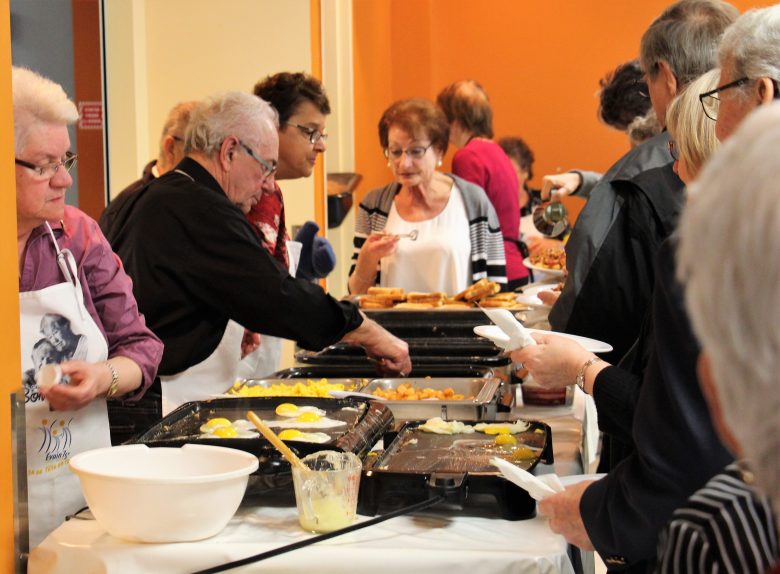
xmin=353 ymin=0 xmax=770 ymax=203
xmin=1 ymin=0 xmax=20 ymax=568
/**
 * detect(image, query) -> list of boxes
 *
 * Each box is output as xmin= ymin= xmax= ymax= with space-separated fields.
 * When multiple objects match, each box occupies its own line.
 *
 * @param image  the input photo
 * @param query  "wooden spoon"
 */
xmin=247 ymin=411 xmax=307 ymax=471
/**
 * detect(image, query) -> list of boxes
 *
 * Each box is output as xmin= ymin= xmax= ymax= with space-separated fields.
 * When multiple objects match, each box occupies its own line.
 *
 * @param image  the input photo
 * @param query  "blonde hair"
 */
xmin=12 ymin=67 xmax=79 ymax=154
xmin=665 ymin=69 xmax=720 ymax=178
xmin=678 ymin=102 xmax=780 ymax=530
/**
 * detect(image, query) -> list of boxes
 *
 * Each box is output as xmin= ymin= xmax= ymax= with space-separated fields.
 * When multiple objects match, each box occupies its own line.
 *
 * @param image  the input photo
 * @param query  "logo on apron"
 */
xmin=36 ymin=417 xmax=74 ymax=462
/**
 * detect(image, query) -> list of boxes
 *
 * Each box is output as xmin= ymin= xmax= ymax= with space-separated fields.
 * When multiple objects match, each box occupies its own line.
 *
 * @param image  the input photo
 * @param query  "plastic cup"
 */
xmin=291 ymin=450 xmax=361 ymax=533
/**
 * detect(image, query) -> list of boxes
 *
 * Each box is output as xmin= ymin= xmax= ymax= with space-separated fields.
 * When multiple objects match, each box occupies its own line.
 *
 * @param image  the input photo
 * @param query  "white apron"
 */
xmin=236 ymin=240 xmax=301 ymax=380
xmin=159 ymin=320 xmax=245 ymax=415
xmin=20 ymin=223 xmax=111 ymax=548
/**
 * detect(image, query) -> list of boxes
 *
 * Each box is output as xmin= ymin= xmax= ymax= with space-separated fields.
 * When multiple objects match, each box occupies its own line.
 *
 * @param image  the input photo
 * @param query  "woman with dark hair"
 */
xmin=437 ymin=80 xmax=528 ymax=289
xmin=348 ymin=98 xmax=506 ymax=295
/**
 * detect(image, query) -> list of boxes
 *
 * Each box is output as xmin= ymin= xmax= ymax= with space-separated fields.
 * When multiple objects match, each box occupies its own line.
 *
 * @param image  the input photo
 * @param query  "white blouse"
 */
xmin=380 ymin=184 xmax=472 ymax=294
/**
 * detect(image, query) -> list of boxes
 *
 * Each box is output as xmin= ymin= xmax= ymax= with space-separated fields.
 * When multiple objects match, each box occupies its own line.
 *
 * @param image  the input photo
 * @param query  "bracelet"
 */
xmin=575 ymin=357 xmax=602 ymax=393
xmin=104 ymin=361 xmax=120 ymax=399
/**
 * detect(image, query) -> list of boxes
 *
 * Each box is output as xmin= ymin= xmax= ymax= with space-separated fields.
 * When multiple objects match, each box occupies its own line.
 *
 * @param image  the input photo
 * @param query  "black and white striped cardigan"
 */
xmin=348 ymin=174 xmax=507 ymax=289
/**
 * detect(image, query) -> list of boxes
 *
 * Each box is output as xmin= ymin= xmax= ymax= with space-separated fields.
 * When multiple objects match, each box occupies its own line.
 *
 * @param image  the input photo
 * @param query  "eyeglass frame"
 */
xmin=699 ymin=77 xmax=750 ymax=121
xmin=384 ymin=143 xmax=434 ymax=161
xmin=236 ymin=139 xmax=278 ymax=178
xmin=284 ymin=122 xmax=328 ymax=145
xmin=15 ymin=151 xmax=78 ymax=179
xmin=668 ymin=139 xmax=679 ymax=162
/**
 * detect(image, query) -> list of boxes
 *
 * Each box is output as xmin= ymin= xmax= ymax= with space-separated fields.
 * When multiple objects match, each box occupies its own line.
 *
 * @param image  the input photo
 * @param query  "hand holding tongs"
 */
xmin=374 ymin=230 xmax=418 ymax=241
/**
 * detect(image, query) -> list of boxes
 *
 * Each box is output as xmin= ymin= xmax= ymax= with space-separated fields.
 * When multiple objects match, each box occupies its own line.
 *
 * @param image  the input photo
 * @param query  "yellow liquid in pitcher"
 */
xmin=298 ymin=493 xmax=354 ymax=532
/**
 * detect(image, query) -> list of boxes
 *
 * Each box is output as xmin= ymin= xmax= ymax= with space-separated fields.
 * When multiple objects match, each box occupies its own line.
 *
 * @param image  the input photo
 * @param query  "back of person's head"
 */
xmin=378 ymin=98 xmax=450 ymax=156
xmin=436 ymin=80 xmax=493 ymax=139
xmin=627 ymin=109 xmax=663 ymax=148
xmin=640 ymin=0 xmax=738 ymax=89
xmin=185 ymin=92 xmax=279 ymax=156
xmin=718 ymin=6 xmax=780 ymax=97
xmin=678 ymin=102 xmax=780 ymax=527
xmin=665 ymin=69 xmax=720 ymax=178
xmin=497 ymin=137 xmax=535 ymax=181
xmin=598 ymin=60 xmax=652 ymax=132
xmin=158 ymin=101 xmax=198 ymax=160
xmin=253 ymin=72 xmax=330 ymax=124
xmin=12 ymin=66 xmax=78 ymax=154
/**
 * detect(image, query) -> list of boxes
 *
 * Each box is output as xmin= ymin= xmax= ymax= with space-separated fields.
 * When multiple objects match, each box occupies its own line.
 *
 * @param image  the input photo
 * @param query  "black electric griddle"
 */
xmin=130 ymin=397 xmax=393 ymax=491
xmin=359 ymin=419 xmax=553 ymax=520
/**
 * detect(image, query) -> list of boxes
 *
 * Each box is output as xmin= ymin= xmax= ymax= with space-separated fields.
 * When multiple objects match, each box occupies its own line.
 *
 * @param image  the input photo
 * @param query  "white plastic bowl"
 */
xmin=69 ymin=444 xmax=259 ymax=543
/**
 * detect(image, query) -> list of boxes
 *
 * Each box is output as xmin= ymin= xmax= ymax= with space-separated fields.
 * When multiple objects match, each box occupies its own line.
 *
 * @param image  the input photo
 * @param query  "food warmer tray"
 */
xmin=360 ymin=376 xmax=503 ymax=422
xmin=295 ymin=339 xmax=511 ymax=368
xmin=359 ymin=419 xmax=553 ymax=520
xmin=130 ymin=397 xmax=392 ymax=491
xmin=364 ymin=309 xmax=507 ymax=339
xmin=275 ymin=364 xmax=495 ymax=379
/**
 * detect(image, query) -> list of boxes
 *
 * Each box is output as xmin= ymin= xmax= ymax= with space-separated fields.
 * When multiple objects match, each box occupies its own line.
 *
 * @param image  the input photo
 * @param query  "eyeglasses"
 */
xmin=237 ymin=140 xmax=277 ymax=178
xmin=285 ymin=123 xmax=328 ymax=145
xmin=668 ymin=140 xmax=679 ymax=161
xmin=15 ymin=152 xmax=78 ymax=180
xmin=384 ymin=143 xmax=433 ymax=161
xmin=699 ymin=77 xmax=749 ymax=121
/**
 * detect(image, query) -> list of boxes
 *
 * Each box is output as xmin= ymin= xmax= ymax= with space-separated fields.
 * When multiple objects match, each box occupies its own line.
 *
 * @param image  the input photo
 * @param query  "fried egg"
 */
xmin=277 ymin=429 xmax=331 ymax=444
xmin=274 ymin=403 xmax=327 ymax=418
xmin=199 ymin=417 xmax=258 ymax=438
xmin=199 ymin=417 xmax=232 ymax=434
xmin=474 ymin=421 xmax=530 ymax=435
xmin=264 ymin=413 xmax=347 ymax=429
xmin=418 ymin=417 xmax=475 ymax=435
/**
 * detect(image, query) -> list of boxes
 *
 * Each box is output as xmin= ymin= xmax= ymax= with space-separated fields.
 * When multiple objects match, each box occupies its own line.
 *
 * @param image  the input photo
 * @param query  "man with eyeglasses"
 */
xmin=704 ymin=5 xmax=780 ymax=142
xmin=99 ymin=100 xmax=198 ymax=238
xmin=238 ymin=72 xmax=335 ymax=378
xmin=107 ymin=91 xmax=410 ymax=423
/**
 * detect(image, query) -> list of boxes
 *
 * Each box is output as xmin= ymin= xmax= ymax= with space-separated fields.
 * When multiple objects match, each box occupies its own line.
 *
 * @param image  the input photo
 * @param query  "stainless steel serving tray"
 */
xmin=360 ymin=377 xmax=502 ymax=421
xmin=226 ymin=377 xmax=368 ymax=396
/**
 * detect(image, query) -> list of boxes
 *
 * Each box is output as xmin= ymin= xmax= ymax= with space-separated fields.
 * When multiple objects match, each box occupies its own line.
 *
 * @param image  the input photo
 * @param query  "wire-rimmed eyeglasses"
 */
xmin=699 ymin=77 xmax=748 ymax=121
xmin=285 ymin=123 xmax=328 ymax=145
xmin=15 ymin=152 xmax=78 ymax=180
xmin=384 ymin=143 xmax=433 ymax=161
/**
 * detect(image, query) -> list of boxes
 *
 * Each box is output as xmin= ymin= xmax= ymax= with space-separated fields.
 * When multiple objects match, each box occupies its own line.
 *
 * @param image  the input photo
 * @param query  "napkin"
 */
xmin=481 ymin=307 xmax=537 ymax=351
xmin=490 ymin=457 xmax=564 ymax=501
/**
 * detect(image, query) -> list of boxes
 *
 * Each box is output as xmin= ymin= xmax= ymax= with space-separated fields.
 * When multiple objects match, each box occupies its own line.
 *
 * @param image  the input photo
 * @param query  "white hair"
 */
xmin=184 ymin=91 xmax=279 ymax=156
xmin=718 ymin=6 xmax=780 ymax=101
xmin=677 ymin=102 xmax=780 ymax=527
xmin=12 ymin=66 xmax=79 ymax=154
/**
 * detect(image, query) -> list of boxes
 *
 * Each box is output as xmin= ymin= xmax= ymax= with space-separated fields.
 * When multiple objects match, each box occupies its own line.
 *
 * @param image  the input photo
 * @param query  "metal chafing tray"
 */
xmin=275 ymin=365 xmax=495 ymax=379
xmin=363 ymin=309 xmax=500 ymax=339
xmin=130 ymin=397 xmax=393 ymax=491
xmin=226 ymin=377 xmax=368 ymax=396
xmin=361 ymin=377 xmax=502 ymax=421
xmin=359 ymin=418 xmax=553 ymax=520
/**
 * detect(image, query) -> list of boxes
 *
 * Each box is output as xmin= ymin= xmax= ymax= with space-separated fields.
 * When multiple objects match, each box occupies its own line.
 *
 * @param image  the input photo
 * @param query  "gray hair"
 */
xmin=12 ymin=67 xmax=79 ymax=154
xmin=665 ymin=69 xmax=720 ymax=178
xmin=717 ymin=6 xmax=780 ymax=101
xmin=184 ymin=91 xmax=279 ymax=156
xmin=158 ymin=100 xmax=198 ymax=156
xmin=640 ymin=0 xmax=738 ymax=88
xmin=677 ymin=102 xmax=780 ymax=528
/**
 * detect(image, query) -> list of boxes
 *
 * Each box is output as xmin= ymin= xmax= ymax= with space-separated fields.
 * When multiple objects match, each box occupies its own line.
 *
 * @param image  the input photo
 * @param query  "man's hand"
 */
xmin=241 ymin=330 xmax=261 ymax=358
xmin=539 ymin=480 xmax=597 ymax=550
xmin=541 ymin=172 xmax=582 ymax=201
xmin=342 ymin=315 xmax=411 ymax=376
xmin=528 ymin=236 xmax=564 ymax=256
xmin=511 ymin=333 xmax=594 ymax=389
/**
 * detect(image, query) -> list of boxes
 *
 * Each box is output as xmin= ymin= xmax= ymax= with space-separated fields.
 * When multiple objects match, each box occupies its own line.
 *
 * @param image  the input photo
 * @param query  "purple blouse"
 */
xmin=19 ymin=206 xmax=163 ymax=400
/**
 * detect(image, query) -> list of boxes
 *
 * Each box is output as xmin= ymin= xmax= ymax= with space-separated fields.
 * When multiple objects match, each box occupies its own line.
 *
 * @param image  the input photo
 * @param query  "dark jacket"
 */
xmin=99 ymin=160 xmax=158 ymax=237
xmin=580 ymin=239 xmax=733 ymax=572
xmin=549 ymin=132 xmax=685 ymax=363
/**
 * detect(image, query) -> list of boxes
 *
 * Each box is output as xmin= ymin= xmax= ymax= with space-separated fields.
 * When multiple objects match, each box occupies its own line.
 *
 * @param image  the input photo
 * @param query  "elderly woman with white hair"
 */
xmin=670 ymin=103 xmax=780 ymax=574
xmin=14 ymin=67 xmax=163 ymax=547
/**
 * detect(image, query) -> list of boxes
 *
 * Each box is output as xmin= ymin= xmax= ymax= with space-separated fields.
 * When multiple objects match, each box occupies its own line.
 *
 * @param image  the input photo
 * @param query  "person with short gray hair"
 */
xmin=706 ymin=5 xmax=780 ymax=141
xmin=100 ymin=100 xmax=199 ymax=236
xmin=107 ymin=90 xmax=410 ymax=419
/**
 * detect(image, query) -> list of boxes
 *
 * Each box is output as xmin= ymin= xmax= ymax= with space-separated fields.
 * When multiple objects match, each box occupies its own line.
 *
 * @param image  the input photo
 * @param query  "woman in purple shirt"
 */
xmin=437 ymin=80 xmax=529 ymax=289
xmin=14 ymin=66 xmax=163 ymax=547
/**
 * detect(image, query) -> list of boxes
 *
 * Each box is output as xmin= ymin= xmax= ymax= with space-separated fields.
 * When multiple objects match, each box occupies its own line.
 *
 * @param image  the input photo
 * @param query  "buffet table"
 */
xmin=28 ymin=395 xmax=595 ymax=574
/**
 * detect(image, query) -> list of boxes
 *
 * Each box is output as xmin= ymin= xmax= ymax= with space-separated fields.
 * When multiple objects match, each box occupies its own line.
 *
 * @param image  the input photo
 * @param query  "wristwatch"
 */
xmin=575 ymin=357 xmax=602 ymax=393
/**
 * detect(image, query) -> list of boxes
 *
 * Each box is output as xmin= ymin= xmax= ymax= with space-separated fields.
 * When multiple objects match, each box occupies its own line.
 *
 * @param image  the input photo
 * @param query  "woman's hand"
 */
xmin=42 ymin=360 xmax=110 ymax=411
xmin=349 ymin=233 xmax=400 ymax=294
xmin=511 ymin=333 xmax=594 ymax=389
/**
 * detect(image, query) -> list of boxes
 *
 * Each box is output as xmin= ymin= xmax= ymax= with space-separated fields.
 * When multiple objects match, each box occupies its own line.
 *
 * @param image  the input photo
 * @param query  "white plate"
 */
xmin=523 ymin=257 xmax=565 ymax=277
xmin=473 ymin=325 xmax=613 ymax=353
xmin=515 ymin=284 xmax=559 ymax=308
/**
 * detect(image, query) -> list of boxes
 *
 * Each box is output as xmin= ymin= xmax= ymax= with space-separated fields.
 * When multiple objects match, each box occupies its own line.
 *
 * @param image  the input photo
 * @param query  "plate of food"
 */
xmin=523 ymin=248 xmax=567 ymax=277
xmin=515 ymin=283 xmax=561 ymax=308
xmin=473 ymin=325 xmax=613 ymax=353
